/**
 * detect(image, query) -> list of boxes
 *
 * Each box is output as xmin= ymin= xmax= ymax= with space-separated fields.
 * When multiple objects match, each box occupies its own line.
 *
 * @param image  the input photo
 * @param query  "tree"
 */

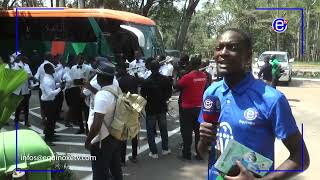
xmin=175 ymin=0 xmax=200 ymax=51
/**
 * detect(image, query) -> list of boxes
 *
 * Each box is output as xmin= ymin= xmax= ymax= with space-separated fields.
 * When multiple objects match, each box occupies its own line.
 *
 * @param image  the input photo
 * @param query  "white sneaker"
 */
xmin=148 ymin=152 xmax=159 ymax=159
xmin=162 ymin=149 xmax=171 ymax=155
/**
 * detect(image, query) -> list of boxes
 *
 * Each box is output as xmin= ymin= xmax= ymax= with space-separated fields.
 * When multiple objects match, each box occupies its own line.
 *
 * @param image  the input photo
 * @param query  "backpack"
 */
xmin=101 ymin=86 xmax=147 ymax=141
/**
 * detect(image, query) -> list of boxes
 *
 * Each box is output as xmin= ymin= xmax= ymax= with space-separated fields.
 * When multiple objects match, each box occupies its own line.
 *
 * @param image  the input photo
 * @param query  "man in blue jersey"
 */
xmin=197 ymin=28 xmax=309 ymax=180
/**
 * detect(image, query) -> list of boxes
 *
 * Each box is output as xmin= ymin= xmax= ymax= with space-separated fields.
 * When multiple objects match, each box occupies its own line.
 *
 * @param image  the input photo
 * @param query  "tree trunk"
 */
xmin=175 ymin=0 xmax=200 ymax=51
xmin=314 ymin=19 xmax=320 ymax=61
xmin=78 ymin=0 xmax=85 ymax=8
xmin=305 ymin=7 xmax=310 ymax=61
xmin=296 ymin=30 xmax=300 ymax=60
xmin=141 ymin=0 xmax=154 ymax=16
xmin=175 ymin=0 xmax=188 ymax=46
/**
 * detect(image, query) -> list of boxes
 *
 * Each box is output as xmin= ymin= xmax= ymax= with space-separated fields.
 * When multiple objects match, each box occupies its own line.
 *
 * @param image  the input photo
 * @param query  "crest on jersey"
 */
xmin=243 ymin=108 xmax=258 ymax=121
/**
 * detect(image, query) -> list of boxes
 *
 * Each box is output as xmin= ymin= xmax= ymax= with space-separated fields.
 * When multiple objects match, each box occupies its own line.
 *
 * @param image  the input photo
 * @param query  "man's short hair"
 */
xmin=190 ymin=56 xmax=201 ymax=69
xmin=264 ymin=56 xmax=271 ymax=62
xmin=180 ymin=54 xmax=189 ymax=62
xmin=150 ymin=60 xmax=160 ymax=72
xmin=44 ymin=63 xmax=53 ymax=73
xmin=223 ymin=28 xmax=253 ymax=51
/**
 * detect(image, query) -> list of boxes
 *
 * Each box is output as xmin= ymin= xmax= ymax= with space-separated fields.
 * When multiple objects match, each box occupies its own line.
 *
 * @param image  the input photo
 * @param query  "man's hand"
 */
xmin=60 ymin=81 xmax=66 ymax=90
xmin=197 ymin=122 xmax=219 ymax=158
xmin=199 ymin=122 xmax=218 ymax=144
xmin=224 ymin=161 xmax=256 ymax=180
xmin=84 ymin=139 xmax=91 ymax=151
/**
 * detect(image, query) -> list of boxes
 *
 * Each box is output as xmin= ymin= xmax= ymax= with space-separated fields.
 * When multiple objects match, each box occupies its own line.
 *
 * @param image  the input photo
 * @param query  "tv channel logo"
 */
xmin=272 ymin=18 xmax=288 ymax=33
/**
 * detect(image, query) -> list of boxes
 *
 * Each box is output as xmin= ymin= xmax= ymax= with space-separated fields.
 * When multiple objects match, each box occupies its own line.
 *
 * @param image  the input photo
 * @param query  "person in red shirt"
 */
xmin=174 ymin=56 xmax=208 ymax=160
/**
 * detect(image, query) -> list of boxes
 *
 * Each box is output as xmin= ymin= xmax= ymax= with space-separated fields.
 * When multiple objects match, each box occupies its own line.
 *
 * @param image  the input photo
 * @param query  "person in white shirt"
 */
xmin=34 ymin=52 xmax=56 ymax=122
xmin=85 ymin=60 xmax=122 ymax=180
xmin=62 ymin=55 xmax=77 ymax=127
xmin=11 ymin=55 xmax=33 ymax=127
xmin=82 ymin=57 xmax=100 ymax=133
xmin=41 ymin=63 xmax=65 ymax=146
xmin=159 ymin=56 xmax=174 ymax=78
xmin=83 ymin=57 xmax=119 ymax=134
xmin=69 ymin=53 xmax=92 ymax=134
xmin=52 ymin=55 xmax=65 ymax=121
xmin=141 ymin=57 xmax=154 ymax=80
xmin=128 ymin=50 xmax=146 ymax=79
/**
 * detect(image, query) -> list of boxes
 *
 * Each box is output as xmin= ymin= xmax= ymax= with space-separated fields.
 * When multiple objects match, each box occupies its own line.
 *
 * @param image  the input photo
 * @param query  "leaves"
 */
xmin=0 ymin=65 xmax=28 ymax=128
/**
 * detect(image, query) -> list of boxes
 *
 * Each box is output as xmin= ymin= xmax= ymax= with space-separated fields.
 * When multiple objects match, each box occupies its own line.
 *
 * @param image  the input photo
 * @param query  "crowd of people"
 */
xmin=2 ymin=28 xmax=310 ymax=180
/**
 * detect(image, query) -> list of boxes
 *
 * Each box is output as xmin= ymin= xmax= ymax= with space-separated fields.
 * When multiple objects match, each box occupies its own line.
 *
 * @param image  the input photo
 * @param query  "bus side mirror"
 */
xmin=289 ymin=58 xmax=294 ymax=63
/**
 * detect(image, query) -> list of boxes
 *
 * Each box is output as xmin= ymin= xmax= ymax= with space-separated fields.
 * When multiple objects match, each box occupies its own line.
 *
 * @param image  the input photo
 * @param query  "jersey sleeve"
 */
xmin=269 ymin=94 xmax=299 ymax=140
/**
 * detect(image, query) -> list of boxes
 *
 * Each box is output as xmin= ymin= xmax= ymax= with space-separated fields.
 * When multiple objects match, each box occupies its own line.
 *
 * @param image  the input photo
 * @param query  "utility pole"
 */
xmin=276 ymin=0 xmax=280 ymax=51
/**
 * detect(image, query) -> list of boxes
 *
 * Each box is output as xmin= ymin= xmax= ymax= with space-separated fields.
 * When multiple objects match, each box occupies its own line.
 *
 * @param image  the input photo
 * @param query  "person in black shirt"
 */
xmin=117 ymin=63 xmax=142 ymax=164
xmin=258 ymin=56 xmax=272 ymax=85
xmin=141 ymin=60 xmax=172 ymax=158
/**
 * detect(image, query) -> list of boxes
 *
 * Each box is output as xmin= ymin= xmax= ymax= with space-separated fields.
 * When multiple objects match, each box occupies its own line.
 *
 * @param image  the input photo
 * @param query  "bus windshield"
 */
xmin=128 ymin=23 xmax=165 ymax=58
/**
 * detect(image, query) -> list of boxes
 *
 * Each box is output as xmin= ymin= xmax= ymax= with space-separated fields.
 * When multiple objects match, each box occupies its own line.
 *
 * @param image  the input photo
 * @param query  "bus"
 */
xmin=0 ymin=8 xmax=165 ymax=68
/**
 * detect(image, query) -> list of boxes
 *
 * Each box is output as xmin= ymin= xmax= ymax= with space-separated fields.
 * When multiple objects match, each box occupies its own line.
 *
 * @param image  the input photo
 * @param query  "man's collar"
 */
xmin=220 ymin=73 xmax=255 ymax=94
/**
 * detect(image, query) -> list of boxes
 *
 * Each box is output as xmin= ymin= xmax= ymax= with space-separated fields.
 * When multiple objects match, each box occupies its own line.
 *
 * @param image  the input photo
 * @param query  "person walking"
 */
xmin=85 ymin=60 xmax=122 ymax=180
xmin=174 ymin=56 xmax=208 ymax=161
xmin=258 ymin=56 xmax=272 ymax=85
xmin=141 ymin=60 xmax=172 ymax=159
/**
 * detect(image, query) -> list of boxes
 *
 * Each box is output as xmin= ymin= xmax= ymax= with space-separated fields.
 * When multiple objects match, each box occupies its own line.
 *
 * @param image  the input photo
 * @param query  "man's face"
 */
xmin=214 ymin=31 xmax=251 ymax=76
xmin=135 ymin=51 xmax=141 ymax=60
xmin=91 ymin=59 xmax=98 ymax=69
xmin=47 ymin=65 xmax=55 ymax=75
xmin=96 ymin=74 xmax=103 ymax=86
xmin=78 ymin=56 xmax=84 ymax=65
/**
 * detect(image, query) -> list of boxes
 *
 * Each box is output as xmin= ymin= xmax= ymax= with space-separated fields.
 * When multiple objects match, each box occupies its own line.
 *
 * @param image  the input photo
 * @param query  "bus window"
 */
xmin=97 ymin=18 xmax=139 ymax=62
xmin=15 ymin=17 xmax=96 ymax=42
xmin=128 ymin=23 xmax=165 ymax=59
xmin=0 ymin=17 xmax=15 ymax=40
xmin=64 ymin=18 xmax=96 ymax=42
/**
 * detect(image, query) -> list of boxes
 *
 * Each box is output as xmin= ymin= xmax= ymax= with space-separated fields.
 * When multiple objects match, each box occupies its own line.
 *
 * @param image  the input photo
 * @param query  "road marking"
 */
xmin=56 ymin=133 xmax=86 ymax=137
xmin=53 ymin=141 xmax=84 ymax=146
xmin=29 ymin=107 xmax=40 ymax=110
xmin=29 ymin=111 xmax=68 ymax=132
xmin=125 ymin=127 xmax=180 ymax=161
xmin=55 ymin=122 xmax=68 ymax=132
xmin=69 ymin=165 xmax=92 ymax=172
xmin=29 ymin=110 xmax=42 ymax=119
xmin=56 ymin=152 xmax=92 ymax=157
xmin=53 ymin=141 xmax=131 ymax=149
xmin=82 ymin=127 xmax=181 ymax=179
xmin=10 ymin=115 xmax=44 ymax=135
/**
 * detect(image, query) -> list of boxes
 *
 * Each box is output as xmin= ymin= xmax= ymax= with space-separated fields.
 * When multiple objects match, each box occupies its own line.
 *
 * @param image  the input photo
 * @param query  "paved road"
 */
xmin=3 ymin=79 xmax=320 ymax=180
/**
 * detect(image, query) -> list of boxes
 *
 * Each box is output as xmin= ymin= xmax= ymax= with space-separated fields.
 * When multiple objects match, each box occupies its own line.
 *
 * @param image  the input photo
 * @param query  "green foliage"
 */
xmin=0 ymin=64 xmax=28 ymax=128
xmin=149 ymin=1 xmax=182 ymax=49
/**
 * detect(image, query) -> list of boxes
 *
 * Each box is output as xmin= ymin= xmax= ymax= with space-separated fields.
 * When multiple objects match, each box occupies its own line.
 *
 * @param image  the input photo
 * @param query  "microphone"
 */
xmin=202 ymin=95 xmax=221 ymax=180
xmin=202 ymin=95 xmax=221 ymax=123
